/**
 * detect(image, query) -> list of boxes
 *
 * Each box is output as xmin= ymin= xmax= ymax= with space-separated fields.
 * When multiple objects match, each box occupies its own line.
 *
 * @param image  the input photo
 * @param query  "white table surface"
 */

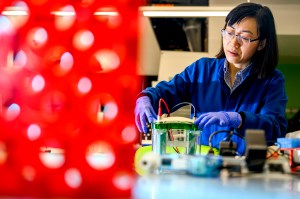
xmin=132 ymin=172 xmax=300 ymax=199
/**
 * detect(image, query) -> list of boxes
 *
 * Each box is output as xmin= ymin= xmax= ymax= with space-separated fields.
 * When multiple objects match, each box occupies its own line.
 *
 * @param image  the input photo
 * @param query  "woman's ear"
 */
xmin=257 ymin=39 xmax=266 ymax=51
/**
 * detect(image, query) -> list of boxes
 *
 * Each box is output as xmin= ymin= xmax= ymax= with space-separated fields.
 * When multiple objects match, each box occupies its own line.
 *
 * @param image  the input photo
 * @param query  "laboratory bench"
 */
xmin=132 ymin=172 xmax=300 ymax=199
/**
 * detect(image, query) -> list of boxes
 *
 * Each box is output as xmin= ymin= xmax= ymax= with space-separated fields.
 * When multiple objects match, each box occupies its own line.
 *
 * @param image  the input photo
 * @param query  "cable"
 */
xmin=158 ymin=98 xmax=180 ymax=154
xmin=208 ymin=130 xmax=230 ymax=155
xmin=167 ymin=129 xmax=180 ymax=154
xmin=208 ymin=130 xmax=231 ymax=148
xmin=266 ymin=141 xmax=282 ymax=159
xmin=158 ymin=98 xmax=170 ymax=117
xmin=275 ymin=141 xmax=281 ymax=150
xmin=170 ymin=102 xmax=196 ymax=119
xmin=208 ymin=130 xmax=244 ymax=155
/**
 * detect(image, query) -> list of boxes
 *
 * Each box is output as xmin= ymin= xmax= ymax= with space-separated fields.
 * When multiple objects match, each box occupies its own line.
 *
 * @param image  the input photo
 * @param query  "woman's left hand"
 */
xmin=194 ymin=111 xmax=242 ymax=129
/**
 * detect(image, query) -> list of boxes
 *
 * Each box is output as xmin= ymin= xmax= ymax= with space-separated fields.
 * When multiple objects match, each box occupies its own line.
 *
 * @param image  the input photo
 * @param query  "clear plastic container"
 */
xmin=151 ymin=117 xmax=200 ymax=155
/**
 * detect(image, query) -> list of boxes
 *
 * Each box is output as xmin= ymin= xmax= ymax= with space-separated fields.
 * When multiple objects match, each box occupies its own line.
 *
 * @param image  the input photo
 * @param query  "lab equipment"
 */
xmin=152 ymin=116 xmax=200 ymax=155
xmin=139 ymin=152 xmax=222 ymax=177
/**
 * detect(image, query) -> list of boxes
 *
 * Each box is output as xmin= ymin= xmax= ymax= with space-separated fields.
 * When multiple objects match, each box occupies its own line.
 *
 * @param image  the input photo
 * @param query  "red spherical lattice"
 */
xmin=0 ymin=0 xmax=143 ymax=197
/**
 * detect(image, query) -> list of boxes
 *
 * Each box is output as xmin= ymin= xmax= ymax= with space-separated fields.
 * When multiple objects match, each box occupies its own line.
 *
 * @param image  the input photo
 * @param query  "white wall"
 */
xmin=137 ymin=16 xmax=161 ymax=76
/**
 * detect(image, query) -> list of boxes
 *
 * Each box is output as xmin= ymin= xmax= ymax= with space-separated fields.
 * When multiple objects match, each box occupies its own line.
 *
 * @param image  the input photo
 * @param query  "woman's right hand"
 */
xmin=134 ymin=96 xmax=157 ymax=133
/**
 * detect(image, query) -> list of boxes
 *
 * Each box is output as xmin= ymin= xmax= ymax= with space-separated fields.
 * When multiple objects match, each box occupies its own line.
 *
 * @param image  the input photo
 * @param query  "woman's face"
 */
xmin=222 ymin=17 xmax=262 ymax=70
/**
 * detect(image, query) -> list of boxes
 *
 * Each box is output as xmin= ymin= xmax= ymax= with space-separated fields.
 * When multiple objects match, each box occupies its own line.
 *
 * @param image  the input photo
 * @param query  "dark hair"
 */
xmin=215 ymin=3 xmax=278 ymax=78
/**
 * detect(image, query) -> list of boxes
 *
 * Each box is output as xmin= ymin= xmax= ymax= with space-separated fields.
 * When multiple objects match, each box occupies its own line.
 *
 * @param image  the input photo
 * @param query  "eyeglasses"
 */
xmin=221 ymin=29 xmax=260 ymax=45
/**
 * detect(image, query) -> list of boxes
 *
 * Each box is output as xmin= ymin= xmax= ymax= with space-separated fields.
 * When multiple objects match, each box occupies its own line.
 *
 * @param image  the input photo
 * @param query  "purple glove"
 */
xmin=134 ymin=96 xmax=157 ymax=133
xmin=194 ymin=111 xmax=242 ymax=130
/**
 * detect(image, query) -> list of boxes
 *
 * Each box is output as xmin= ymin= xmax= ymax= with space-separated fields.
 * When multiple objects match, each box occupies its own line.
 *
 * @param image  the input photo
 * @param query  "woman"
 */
xmin=134 ymin=2 xmax=287 ymax=155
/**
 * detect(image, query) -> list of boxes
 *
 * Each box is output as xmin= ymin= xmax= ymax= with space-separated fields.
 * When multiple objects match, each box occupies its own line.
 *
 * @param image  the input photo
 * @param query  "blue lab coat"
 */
xmin=141 ymin=57 xmax=288 ymax=155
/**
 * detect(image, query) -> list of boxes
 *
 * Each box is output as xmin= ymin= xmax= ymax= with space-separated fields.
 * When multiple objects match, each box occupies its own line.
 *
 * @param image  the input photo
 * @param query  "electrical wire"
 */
xmin=208 ymin=130 xmax=231 ymax=148
xmin=158 ymin=98 xmax=180 ymax=154
xmin=208 ymin=130 xmax=244 ymax=155
xmin=266 ymin=141 xmax=282 ymax=159
xmin=170 ymin=102 xmax=196 ymax=119
xmin=158 ymin=98 xmax=170 ymax=117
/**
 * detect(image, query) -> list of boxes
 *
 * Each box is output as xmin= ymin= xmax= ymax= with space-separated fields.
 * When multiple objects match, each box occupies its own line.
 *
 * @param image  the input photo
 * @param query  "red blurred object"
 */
xmin=0 ymin=0 xmax=145 ymax=197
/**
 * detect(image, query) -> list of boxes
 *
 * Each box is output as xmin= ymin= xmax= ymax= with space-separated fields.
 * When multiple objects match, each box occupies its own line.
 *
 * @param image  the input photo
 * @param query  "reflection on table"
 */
xmin=133 ymin=173 xmax=300 ymax=199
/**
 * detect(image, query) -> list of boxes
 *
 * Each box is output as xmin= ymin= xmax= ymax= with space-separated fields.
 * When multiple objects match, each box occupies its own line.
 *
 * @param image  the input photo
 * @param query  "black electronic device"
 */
xmin=219 ymin=141 xmax=237 ymax=156
xmin=245 ymin=129 xmax=267 ymax=172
